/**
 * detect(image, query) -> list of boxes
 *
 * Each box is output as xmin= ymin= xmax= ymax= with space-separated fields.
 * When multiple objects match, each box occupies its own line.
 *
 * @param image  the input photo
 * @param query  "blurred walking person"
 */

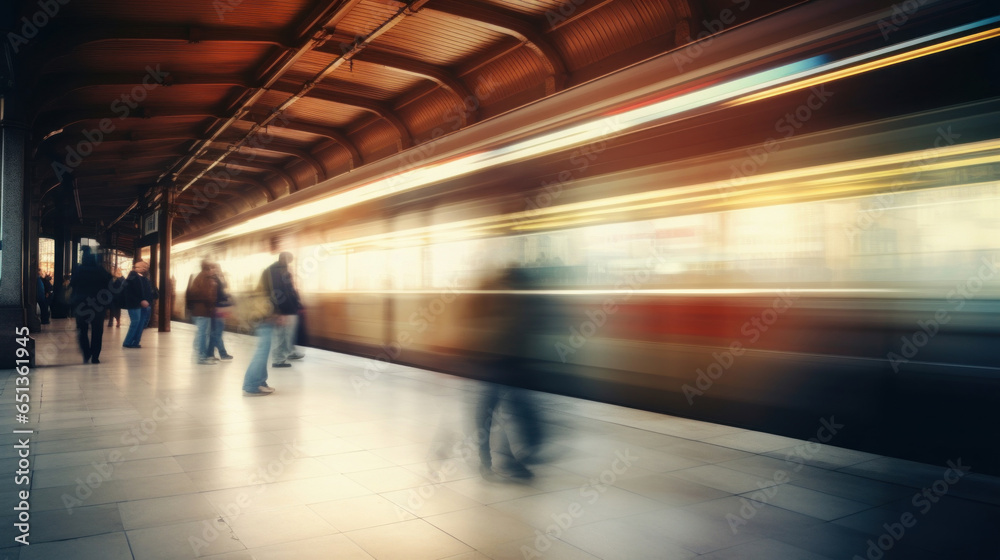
xmin=187 ymin=260 xmax=219 ymax=364
xmin=122 ymin=260 xmax=156 ymax=348
xmin=473 ymin=267 xmax=544 ymax=480
xmin=107 ymin=268 xmax=123 ymax=327
xmin=264 ymin=251 xmax=304 ymax=368
xmin=36 ymin=270 xmax=50 ymax=324
xmin=242 ymin=267 xmax=278 ymax=396
xmin=70 ymin=248 xmax=112 ymax=363
xmin=207 ymin=263 xmax=235 ymax=360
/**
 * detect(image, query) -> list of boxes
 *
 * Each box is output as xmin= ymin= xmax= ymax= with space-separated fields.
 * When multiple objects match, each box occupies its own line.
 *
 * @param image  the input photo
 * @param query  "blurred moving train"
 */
xmin=172 ymin=0 xmax=1000 ymax=473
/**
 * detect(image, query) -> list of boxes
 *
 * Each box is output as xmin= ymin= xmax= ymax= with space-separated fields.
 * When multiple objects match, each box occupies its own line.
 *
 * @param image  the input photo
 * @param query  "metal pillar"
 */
xmin=158 ymin=189 xmax=172 ymax=331
xmin=148 ymin=241 xmax=158 ymax=329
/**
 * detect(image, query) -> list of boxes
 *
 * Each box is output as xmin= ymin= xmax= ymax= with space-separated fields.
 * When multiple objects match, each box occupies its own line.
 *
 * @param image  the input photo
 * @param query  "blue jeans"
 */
xmin=243 ymin=322 xmax=273 ymax=392
xmin=271 ymin=314 xmax=298 ymax=363
xmin=124 ymin=307 xmax=151 ymax=347
xmin=192 ymin=316 xmax=211 ymax=359
xmin=208 ymin=315 xmax=230 ymax=358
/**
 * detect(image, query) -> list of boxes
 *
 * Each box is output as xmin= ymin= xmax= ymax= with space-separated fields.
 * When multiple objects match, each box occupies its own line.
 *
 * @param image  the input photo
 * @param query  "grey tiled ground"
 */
xmin=0 ymin=319 xmax=997 ymax=559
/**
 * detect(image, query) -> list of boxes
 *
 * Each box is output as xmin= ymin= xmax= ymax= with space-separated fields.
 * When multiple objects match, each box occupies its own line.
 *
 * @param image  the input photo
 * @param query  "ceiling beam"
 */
xmin=26 ymin=23 xmax=290 ymax=71
xmin=427 ymin=0 xmax=568 ymax=95
xmin=313 ymin=43 xmax=478 ymax=125
xmin=268 ymin=83 xmax=412 ymax=150
xmin=224 ymin=140 xmax=327 ymax=182
xmin=34 ymin=107 xmax=219 ymax=141
xmin=193 ymin=157 xmax=296 ymax=194
xmin=162 ymin=0 xmax=366 ymax=194
xmin=32 ymin=73 xmax=254 ymax=113
xmin=243 ymin=111 xmax=362 ymax=168
xmin=357 ymin=50 xmax=477 ymax=126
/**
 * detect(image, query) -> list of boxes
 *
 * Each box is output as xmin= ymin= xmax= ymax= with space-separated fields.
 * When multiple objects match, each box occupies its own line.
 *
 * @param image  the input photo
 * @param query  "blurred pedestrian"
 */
xmin=473 ymin=267 xmax=544 ymax=480
xmin=70 ymin=248 xmax=112 ymax=363
xmin=36 ymin=270 xmax=50 ymax=324
xmin=264 ymin=251 xmax=304 ymax=368
xmin=187 ymin=260 xmax=219 ymax=364
xmin=41 ymin=273 xmax=54 ymax=320
xmin=107 ymin=268 xmax=123 ymax=327
xmin=208 ymin=263 xmax=234 ymax=360
xmin=57 ymin=275 xmax=73 ymax=317
xmin=242 ymin=267 xmax=278 ymax=396
xmin=122 ymin=260 xmax=155 ymax=348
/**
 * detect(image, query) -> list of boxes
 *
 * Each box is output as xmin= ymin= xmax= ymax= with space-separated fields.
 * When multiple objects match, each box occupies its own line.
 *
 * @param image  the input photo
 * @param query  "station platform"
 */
xmin=1 ymin=319 xmax=998 ymax=560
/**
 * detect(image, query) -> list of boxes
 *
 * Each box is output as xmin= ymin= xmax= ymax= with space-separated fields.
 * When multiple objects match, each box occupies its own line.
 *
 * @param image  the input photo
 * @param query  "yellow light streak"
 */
xmin=727 ymin=27 xmax=1000 ymax=106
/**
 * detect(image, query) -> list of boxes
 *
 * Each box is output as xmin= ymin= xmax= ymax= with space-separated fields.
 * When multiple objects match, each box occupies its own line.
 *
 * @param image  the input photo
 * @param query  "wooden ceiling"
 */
xmin=10 ymin=0 xmax=798 ymax=245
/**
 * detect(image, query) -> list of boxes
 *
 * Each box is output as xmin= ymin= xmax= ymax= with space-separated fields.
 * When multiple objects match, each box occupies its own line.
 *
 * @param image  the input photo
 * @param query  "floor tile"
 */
xmin=426 ymin=506 xmax=537 ymax=549
xmin=344 ymin=519 xmax=473 ymax=560
xmin=309 ymin=494 xmax=416 ymax=531
xmin=19 ymin=531 xmax=133 ymax=560
xmin=118 ymin=493 xmax=219 ymax=530
xmin=127 ymin=518 xmax=246 ymax=559
xmin=560 ymin=517 xmax=698 ymax=560
xmin=225 ymin=505 xmax=339 ymax=549
xmin=15 ymin=322 xmax=1000 ymax=560
xmin=741 ymin=483 xmax=872 ymax=521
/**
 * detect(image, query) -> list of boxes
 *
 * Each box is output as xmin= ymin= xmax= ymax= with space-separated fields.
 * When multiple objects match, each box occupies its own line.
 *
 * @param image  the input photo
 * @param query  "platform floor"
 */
xmin=1 ymin=318 xmax=998 ymax=559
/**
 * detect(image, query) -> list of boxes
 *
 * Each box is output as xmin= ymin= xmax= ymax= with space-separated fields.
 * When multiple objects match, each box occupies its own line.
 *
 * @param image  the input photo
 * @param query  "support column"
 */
xmin=0 ymin=92 xmax=29 ymax=368
xmin=148 ymin=242 xmax=158 ymax=329
xmin=158 ymin=189 xmax=172 ymax=331
xmin=24 ymin=186 xmax=40 ymax=332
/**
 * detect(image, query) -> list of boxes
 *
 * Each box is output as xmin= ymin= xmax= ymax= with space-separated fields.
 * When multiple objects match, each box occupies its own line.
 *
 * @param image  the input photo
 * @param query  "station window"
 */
xmin=78 ymin=238 xmax=100 ymax=263
xmin=39 ymin=238 xmax=55 ymax=278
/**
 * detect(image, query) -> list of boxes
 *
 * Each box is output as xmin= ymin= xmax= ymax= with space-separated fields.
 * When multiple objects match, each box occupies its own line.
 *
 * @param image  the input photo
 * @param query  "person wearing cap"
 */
xmin=122 ymin=260 xmax=156 ymax=348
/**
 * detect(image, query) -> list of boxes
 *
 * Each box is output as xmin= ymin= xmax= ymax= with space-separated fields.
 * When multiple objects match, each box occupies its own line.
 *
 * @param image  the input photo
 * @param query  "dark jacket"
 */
xmin=265 ymin=262 xmax=301 ymax=315
xmin=187 ymin=271 xmax=218 ymax=318
xmin=122 ymin=271 xmax=156 ymax=309
xmin=69 ymin=260 xmax=113 ymax=317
